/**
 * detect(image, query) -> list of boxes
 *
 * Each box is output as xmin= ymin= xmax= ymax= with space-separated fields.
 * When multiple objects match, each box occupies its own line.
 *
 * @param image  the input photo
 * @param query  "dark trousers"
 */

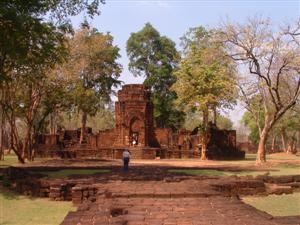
xmin=123 ymin=157 xmax=129 ymax=171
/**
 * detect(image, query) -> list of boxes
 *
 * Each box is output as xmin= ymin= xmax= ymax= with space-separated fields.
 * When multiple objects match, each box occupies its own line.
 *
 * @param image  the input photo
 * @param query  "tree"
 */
xmin=272 ymin=108 xmax=300 ymax=153
xmin=172 ymin=27 xmax=237 ymax=160
xmin=221 ymin=17 xmax=300 ymax=164
xmin=0 ymin=0 xmax=105 ymax=81
xmin=242 ymin=111 xmax=262 ymax=144
xmin=64 ymin=27 xmax=122 ymax=143
xmin=126 ymin=23 xmax=184 ymax=129
xmin=183 ymin=111 xmax=233 ymax=131
xmin=0 ymin=0 xmax=105 ymax=162
xmin=0 ymin=25 xmax=67 ymax=162
xmin=216 ymin=115 xmax=233 ymax=130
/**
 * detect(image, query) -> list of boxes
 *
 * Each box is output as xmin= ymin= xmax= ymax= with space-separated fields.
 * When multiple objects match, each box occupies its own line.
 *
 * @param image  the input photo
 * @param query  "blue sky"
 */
xmin=72 ymin=0 xmax=300 ymax=125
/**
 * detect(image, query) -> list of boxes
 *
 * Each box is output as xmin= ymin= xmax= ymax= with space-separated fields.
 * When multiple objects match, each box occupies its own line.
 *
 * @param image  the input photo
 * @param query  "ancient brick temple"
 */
xmin=113 ymin=84 xmax=155 ymax=147
xmin=35 ymin=84 xmax=245 ymax=160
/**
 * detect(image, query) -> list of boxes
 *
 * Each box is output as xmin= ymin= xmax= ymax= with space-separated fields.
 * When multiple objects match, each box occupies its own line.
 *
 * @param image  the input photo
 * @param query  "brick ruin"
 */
xmin=35 ymin=84 xmax=244 ymax=159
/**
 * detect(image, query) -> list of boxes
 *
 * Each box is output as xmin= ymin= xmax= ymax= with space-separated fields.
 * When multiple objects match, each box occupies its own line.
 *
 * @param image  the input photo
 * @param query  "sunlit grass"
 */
xmin=267 ymin=154 xmax=300 ymax=161
xmin=169 ymin=163 xmax=300 ymax=177
xmin=0 ymin=188 xmax=75 ymax=225
xmin=0 ymin=154 xmax=53 ymax=168
xmin=242 ymin=193 xmax=300 ymax=216
xmin=37 ymin=169 xmax=110 ymax=179
xmin=0 ymin=154 xmax=20 ymax=168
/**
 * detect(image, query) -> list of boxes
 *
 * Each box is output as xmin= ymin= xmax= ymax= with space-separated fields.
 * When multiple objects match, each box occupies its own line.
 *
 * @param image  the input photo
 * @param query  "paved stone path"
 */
xmin=62 ymin=195 xmax=296 ymax=225
xmin=61 ymin=175 xmax=300 ymax=225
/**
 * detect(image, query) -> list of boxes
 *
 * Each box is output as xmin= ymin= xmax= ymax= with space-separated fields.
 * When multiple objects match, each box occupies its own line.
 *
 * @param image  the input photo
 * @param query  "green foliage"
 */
xmin=126 ymin=23 xmax=184 ymax=129
xmin=127 ymin=23 xmax=178 ymax=79
xmin=0 ymin=0 xmax=105 ymax=161
xmin=272 ymin=109 xmax=300 ymax=140
xmin=66 ymin=27 xmax=122 ymax=117
xmin=242 ymin=111 xmax=261 ymax=144
xmin=173 ymin=26 xmax=237 ymax=118
xmin=183 ymin=111 xmax=203 ymax=131
xmin=216 ymin=115 xmax=233 ymax=130
xmin=59 ymin=108 xmax=115 ymax=131
xmin=0 ymin=0 xmax=105 ymax=81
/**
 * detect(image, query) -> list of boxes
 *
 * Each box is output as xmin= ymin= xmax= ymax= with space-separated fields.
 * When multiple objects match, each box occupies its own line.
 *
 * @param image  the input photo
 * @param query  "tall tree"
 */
xmin=0 ymin=25 xmax=67 ymax=162
xmin=126 ymin=23 xmax=184 ymax=129
xmin=0 ymin=0 xmax=105 ymax=81
xmin=173 ymin=27 xmax=237 ymax=160
xmin=221 ymin=17 xmax=300 ymax=164
xmin=64 ymin=27 xmax=122 ymax=143
xmin=0 ymin=0 xmax=105 ymax=162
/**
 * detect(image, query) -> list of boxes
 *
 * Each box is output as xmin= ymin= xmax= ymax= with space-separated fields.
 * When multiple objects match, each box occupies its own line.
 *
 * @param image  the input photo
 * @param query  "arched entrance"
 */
xmin=129 ymin=117 xmax=144 ymax=146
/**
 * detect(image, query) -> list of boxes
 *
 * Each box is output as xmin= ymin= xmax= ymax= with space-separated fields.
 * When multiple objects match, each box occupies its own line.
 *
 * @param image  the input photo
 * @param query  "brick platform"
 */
xmin=61 ymin=195 xmax=299 ymax=225
xmin=4 ymin=166 xmax=300 ymax=225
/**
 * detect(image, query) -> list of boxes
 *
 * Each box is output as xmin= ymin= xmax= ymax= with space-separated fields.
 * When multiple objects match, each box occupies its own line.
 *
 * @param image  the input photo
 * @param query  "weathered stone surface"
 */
xmin=35 ymin=84 xmax=244 ymax=160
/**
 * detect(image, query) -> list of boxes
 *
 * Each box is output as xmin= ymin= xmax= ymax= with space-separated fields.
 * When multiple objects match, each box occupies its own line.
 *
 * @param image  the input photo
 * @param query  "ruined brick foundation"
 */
xmin=35 ymin=84 xmax=244 ymax=160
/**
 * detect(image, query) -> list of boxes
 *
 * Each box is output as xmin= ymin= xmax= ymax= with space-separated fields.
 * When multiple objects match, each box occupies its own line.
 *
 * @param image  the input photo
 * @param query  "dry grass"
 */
xmin=0 ymin=187 xmax=75 ymax=225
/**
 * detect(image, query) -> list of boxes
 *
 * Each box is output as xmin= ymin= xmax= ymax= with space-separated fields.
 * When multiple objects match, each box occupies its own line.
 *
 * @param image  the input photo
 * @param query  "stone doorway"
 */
xmin=130 ymin=117 xmax=144 ymax=146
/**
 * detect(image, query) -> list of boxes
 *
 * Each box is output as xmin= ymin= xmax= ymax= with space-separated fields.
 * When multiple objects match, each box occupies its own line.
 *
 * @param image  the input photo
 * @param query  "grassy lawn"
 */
xmin=0 ymin=188 xmax=75 ymax=225
xmin=169 ymin=163 xmax=300 ymax=177
xmin=242 ymin=193 xmax=300 ymax=216
xmin=0 ymin=154 xmax=53 ymax=168
xmin=37 ymin=169 xmax=110 ymax=179
xmin=267 ymin=154 xmax=300 ymax=161
xmin=0 ymin=154 xmax=20 ymax=168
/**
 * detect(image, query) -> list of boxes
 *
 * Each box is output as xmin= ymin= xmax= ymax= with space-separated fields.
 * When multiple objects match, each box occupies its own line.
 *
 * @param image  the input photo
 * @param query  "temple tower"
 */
xmin=114 ymin=84 xmax=154 ymax=147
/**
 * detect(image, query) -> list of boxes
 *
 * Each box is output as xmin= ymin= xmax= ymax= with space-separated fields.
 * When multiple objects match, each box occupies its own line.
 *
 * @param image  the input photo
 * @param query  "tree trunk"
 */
xmin=9 ymin=115 xmax=25 ymax=163
xmin=281 ymin=129 xmax=287 ymax=152
xmin=271 ymin=135 xmax=276 ymax=153
xmin=287 ymin=132 xmax=296 ymax=154
xmin=201 ymin=107 xmax=209 ymax=160
xmin=50 ymin=112 xmax=54 ymax=134
xmin=213 ymin=106 xmax=217 ymax=126
xmin=0 ymin=107 xmax=4 ymax=160
xmin=286 ymin=140 xmax=293 ymax=154
xmin=49 ymin=108 xmax=57 ymax=134
xmin=256 ymin=114 xmax=271 ymax=165
xmin=80 ymin=111 xmax=87 ymax=144
xmin=22 ymin=124 xmax=33 ymax=161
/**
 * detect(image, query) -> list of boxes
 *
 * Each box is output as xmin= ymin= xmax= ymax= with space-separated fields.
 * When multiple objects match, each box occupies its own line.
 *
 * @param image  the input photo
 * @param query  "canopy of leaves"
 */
xmin=0 ymin=0 xmax=105 ymax=81
xmin=126 ymin=23 xmax=184 ymax=129
xmin=242 ymin=111 xmax=261 ymax=144
xmin=216 ymin=115 xmax=233 ymax=130
xmin=173 ymin=27 xmax=237 ymax=113
xmin=64 ymin=27 xmax=122 ymax=116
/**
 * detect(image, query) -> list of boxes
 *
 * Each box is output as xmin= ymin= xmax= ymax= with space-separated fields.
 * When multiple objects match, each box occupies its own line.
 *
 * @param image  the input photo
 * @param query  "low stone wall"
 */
xmin=71 ymin=185 xmax=98 ymax=205
xmin=211 ymin=179 xmax=266 ymax=196
xmin=211 ymin=175 xmax=300 ymax=196
xmin=4 ymin=167 xmax=300 ymax=207
xmin=162 ymin=150 xmax=201 ymax=159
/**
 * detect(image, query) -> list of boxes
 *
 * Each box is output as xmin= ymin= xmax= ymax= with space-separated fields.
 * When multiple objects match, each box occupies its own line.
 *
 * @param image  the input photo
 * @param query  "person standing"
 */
xmin=122 ymin=149 xmax=130 ymax=171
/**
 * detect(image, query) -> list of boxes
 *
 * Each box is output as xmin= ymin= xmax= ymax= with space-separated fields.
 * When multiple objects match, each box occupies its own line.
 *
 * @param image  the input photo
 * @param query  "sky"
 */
xmin=72 ymin=0 xmax=300 ymax=127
